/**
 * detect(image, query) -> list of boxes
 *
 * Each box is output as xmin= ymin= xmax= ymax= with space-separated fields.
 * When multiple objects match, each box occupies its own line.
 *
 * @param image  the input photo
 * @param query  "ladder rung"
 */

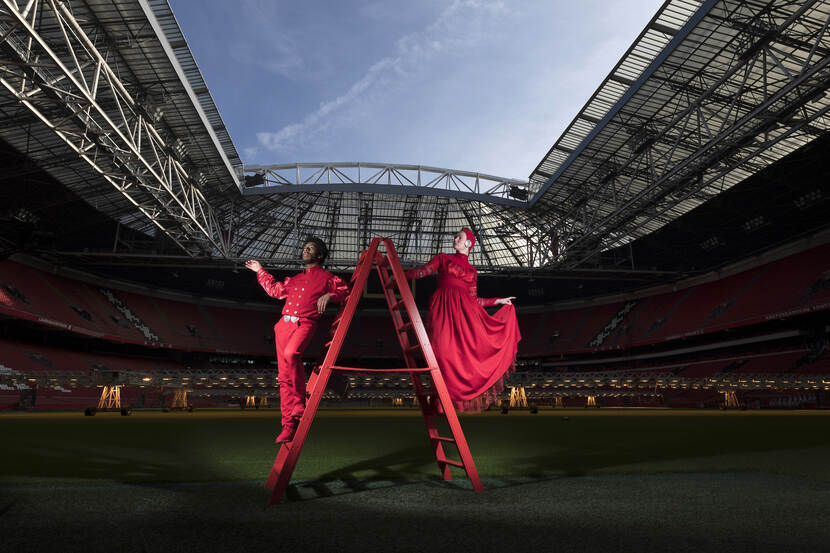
xmin=324 ymin=340 xmax=333 ymax=349
xmin=404 ymin=344 xmax=421 ymax=354
xmin=439 ymin=459 xmax=464 ymax=468
xmin=330 ymin=365 xmax=430 ymax=372
xmin=432 ymin=436 xmax=456 ymax=443
xmin=392 ymin=300 xmax=405 ymax=311
xmin=384 ymin=276 xmax=397 ymax=289
xmin=397 ymin=321 xmax=414 ymax=333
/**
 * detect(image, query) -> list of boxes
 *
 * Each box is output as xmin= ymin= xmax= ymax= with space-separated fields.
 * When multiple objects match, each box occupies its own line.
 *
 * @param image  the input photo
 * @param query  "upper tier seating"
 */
xmin=0 ymin=339 xmax=175 ymax=375
xmin=528 ymin=242 xmax=830 ymax=355
xmin=0 ymin=241 xmax=828 ymax=357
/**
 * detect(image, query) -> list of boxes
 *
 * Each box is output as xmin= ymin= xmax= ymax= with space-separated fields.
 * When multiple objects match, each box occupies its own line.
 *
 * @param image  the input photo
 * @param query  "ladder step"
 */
xmin=384 ymin=276 xmax=397 ymax=289
xmin=397 ymin=321 xmax=414 ymax=333
xmin=392 ymin=299 xmax=405 ymax=311
xmin=439 ymin=459 xmax=465 ymax=468
xmin=331 ymin=365 xmax=431 ymax=372
xmin=324 ymin=340 xmax=333 ymax=349
xmin=404 ymin=344 xmax=421 ymax=354
xmin=432 ymin=435 xmax=456 ymax=443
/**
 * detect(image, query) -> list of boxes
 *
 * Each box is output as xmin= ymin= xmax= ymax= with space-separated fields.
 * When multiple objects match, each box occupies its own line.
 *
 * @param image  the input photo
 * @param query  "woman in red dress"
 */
xmin=405 ymin=228 xmax=521 ymax=411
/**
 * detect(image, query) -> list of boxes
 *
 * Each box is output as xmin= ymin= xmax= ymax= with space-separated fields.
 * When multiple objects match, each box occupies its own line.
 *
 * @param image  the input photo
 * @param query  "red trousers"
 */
xmin=274 ymin=318 xmax=318 ymax=426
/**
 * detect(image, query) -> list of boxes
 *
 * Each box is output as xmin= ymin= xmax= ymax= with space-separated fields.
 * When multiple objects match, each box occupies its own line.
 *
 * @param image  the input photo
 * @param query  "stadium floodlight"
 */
xmin=508 ymin=185 xmax=528 ymax=201
xmin=244 ymin=173 xmax=266 ymax=187
xmin=794 ymin=189 xmax=822 ymax=210
xmin=741 ymin=215 xmax=766 ymax=234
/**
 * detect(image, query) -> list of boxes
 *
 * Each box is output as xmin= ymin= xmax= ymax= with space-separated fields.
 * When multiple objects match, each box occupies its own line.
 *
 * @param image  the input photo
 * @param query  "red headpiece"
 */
xmin=462 ymin=228 xmax=475 ymax=251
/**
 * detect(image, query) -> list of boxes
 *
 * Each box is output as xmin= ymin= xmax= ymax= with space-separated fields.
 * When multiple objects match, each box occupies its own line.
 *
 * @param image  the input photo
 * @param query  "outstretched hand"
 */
xmin=495 ymin=296 xmax=516 ymax=305
xmin=244 ymin=259 xmax=262 ymax=272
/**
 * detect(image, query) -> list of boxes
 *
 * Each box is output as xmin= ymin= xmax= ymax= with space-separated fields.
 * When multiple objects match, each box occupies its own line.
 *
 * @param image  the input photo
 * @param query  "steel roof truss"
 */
xmin=0 ymin=0 xmax=229 ymax=256
xmin=554 ymin=0 xmax=830 ymax=267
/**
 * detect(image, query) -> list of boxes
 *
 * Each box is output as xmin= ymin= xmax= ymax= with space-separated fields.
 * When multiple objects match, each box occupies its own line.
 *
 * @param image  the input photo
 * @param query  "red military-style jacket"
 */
xmin=256 ymin=265 xmax=349 ymax=321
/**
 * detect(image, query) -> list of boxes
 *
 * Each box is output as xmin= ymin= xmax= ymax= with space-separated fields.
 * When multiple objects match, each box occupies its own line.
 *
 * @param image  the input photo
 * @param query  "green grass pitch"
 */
xmin=2 ymin=408 xmax=830 ymax=486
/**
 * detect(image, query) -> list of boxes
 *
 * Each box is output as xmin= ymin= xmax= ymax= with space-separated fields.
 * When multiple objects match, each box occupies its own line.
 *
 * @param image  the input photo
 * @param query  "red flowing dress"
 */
xmin=406 ymin=252 xmax=521 ymax=411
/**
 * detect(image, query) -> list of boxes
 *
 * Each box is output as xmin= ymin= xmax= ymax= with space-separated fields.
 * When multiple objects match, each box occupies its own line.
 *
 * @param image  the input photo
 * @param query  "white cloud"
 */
xmin=249 ymin=0 xmax=665 ymax=179
xmin=257 ymin=0 xmax=511 ymax=155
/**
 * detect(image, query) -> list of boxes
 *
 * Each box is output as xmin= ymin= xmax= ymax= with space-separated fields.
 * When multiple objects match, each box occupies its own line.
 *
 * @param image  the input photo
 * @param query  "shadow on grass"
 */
xmin=284 ymin=445 xmax=460 ymax=501
xmin=281 ymin=445 xmax=574 ymax=502
xmin=284 ymin=417 xmax=830 ymax=502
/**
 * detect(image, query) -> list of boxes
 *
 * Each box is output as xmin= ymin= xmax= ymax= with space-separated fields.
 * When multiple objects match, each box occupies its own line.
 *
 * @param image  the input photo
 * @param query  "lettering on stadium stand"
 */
xmin=765 ymin=307 xmax=811 ymax=320
xmin=666 ymin=329 xmax=703 ymax=341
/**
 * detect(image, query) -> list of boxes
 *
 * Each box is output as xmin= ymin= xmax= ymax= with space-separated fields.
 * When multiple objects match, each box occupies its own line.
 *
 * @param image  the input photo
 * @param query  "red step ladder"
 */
xmin=264 ymin=237 xmax=484 ymax=505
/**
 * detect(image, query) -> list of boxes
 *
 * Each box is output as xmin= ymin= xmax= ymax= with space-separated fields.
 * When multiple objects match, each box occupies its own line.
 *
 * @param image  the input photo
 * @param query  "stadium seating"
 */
xmin=199 ymin=305 xmax=275 ymax=355
xmin=34 ymin=386 xmax=100 ymax=410
xmin=0 ymin=338 xmax=174 ymax=375
xmin=527 ymin=243 xmax=830 ymax=355
xmin=674 ymin=358 xmax=734 ymax=378
xmin=790 ymin=348 xmax=830 ymax=375
xmin=729 ymin=350 xmax=805 ymax=374
xmin=1 ymin=241 xmax=829 ymax=361
xmin=0 ymin=261 xmax=99 ymax=331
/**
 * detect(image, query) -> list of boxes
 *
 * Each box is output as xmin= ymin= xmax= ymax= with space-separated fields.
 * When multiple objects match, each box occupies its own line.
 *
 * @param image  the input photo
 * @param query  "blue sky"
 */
xmin=168 ymin=0 xmax=665 ymax=180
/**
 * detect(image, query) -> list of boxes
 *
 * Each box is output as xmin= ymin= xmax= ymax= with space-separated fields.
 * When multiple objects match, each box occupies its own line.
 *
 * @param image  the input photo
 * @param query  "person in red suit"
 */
xmin=246 ymin=236 xmax=349 ymax=442
xmin=405 ymin=228 xmax=521 ymax=411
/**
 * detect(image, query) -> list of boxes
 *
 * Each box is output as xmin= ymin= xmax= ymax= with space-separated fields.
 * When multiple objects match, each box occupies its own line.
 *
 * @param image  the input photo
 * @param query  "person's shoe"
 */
xmin=275 ymin=417 xmax=299 ymax=443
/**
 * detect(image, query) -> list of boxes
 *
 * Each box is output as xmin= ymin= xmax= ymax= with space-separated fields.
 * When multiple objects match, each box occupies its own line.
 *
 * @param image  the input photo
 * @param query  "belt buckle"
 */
xmin=283 ymin=315 xmax=299 ymax=323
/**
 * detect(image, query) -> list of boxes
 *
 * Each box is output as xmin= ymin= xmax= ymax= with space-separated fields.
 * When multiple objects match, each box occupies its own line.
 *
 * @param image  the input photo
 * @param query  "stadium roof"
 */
xmin=240 ymin=0 xmax=830 ymax=271
xmin=1 ymin=0 xmax=830 ymax=275
xmin=0 ymin=0 xmax=242 ymax=256
xmin=235 ymin=162 xmax=545 ymax=271
xmin=528 ymin=0 xmax=830 ymax=268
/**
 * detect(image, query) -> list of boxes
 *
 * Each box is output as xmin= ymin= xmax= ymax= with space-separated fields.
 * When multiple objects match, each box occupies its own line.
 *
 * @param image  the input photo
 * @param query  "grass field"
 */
xmin=2 ymin=408 xmax=830 ymax=552
xmin=3 ymin=408 xmax=830 ymax=485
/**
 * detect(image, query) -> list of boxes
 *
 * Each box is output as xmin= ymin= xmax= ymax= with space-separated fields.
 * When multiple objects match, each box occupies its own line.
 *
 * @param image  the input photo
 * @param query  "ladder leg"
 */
xmin=428 ymin=369 xmax=484 ymax=492
xmin=265 ymin=443 xmax=290 ymax=490
xmin=411 ymin=373 xmax=452 ymax=481
xmin=267 ymin=366 xmax=332 ymax=505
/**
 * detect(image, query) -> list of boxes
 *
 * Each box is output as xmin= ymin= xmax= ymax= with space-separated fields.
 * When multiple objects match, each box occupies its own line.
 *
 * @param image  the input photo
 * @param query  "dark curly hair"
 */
xmin=303 ymin=235 xmax=329 ymax=262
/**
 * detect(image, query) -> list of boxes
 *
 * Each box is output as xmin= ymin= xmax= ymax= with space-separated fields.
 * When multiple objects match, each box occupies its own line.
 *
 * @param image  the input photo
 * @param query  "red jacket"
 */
xmin=256 ymin=265 xmax=349 ymax=320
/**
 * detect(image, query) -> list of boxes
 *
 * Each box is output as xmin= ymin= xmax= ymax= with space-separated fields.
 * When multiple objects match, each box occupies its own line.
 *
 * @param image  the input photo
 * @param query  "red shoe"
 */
xmin=275 ymin=417 xmax=299 ymax=443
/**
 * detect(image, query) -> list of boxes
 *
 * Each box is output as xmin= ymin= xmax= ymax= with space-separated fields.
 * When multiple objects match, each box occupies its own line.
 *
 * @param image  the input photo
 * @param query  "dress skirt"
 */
xmin=427 ymin=283 xmax=521 ymax=411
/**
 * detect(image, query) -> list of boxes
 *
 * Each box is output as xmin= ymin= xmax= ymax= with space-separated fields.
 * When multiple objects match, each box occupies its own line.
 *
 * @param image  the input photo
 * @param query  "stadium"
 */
xmin=1 ymin=0 xmax=829 ymax=551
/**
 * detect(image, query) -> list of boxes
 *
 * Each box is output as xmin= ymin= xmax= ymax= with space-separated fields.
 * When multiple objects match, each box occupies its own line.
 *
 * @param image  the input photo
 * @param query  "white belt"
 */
xmin=283 ymin=315 xmax=300 ymax=323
